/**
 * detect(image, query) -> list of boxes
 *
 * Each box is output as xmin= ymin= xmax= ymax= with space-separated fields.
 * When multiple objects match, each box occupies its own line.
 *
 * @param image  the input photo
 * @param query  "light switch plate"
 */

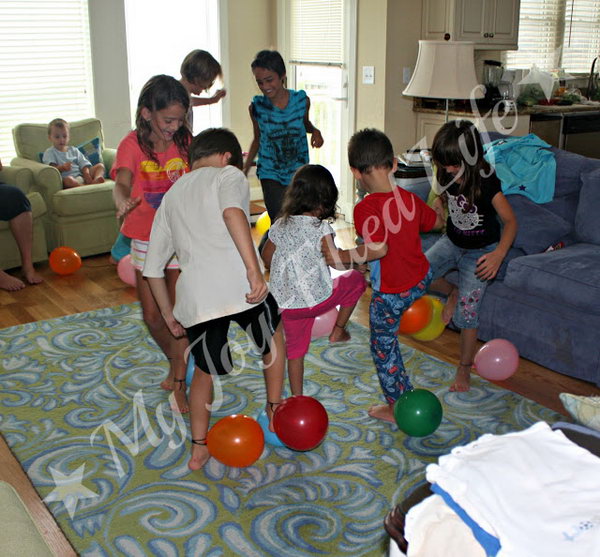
xmin=362 ymin=66 xmax=374 ymax=85
xmin=403 ymin=67 xmax=412 ymax=84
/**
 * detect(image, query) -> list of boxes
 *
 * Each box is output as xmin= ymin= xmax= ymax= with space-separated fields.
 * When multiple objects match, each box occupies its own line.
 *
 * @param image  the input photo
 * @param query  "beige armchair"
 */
xmin=11 ymin=118 xmax=120 ymax=256
xmin=0 ymin=165 xmax=48 ymax=270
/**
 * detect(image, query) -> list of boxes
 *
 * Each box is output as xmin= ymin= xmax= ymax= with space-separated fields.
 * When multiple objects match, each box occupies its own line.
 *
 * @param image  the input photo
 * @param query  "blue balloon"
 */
xmin=185 ymin=353 xmax=195 ymax=387
xmin=256 ymin=409 xmax=285 ymax=447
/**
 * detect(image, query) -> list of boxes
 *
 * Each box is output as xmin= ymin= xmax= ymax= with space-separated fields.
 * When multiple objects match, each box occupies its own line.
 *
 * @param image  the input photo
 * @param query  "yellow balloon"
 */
xmin=255 ymin=211 xmax=271 ymax=236
xmin=412 ymin=296 xmax=446 ymax=341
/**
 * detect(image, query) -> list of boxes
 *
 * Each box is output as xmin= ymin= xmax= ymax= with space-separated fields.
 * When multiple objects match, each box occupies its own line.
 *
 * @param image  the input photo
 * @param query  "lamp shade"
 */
xmin=403 ymin=40 xmax=483 ymax=100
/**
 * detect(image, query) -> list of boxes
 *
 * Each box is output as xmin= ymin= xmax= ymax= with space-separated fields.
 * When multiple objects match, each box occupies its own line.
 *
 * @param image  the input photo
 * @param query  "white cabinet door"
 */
xmin=422 ymin=0 xmax=520 ymax=49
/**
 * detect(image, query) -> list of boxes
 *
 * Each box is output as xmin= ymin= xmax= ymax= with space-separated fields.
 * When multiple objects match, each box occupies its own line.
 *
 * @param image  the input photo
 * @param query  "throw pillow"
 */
xmin=559 ymin=393 xmax=600 ymax=432
xmin=507 ymin=195 xmax=572 ymax=254
xmin=575 ymin=167 xmax=600 ymax=245
xmin=38 ymin=136 xmax=103 ymax=167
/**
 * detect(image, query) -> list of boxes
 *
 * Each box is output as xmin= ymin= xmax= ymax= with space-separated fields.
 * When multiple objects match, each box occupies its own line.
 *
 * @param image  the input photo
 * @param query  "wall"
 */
xmin=223 ymin=0 xmax=276 ymax=150
xmin=88 ymin=0 xmax=132 ymax=148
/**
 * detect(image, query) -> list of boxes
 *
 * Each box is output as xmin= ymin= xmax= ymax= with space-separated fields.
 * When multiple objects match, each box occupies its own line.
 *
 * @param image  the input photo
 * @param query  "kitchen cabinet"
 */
xmin=415 ymin=111 xmax=530 ymax=147
xmin=422 ymin=0 xmax=520 ymax=50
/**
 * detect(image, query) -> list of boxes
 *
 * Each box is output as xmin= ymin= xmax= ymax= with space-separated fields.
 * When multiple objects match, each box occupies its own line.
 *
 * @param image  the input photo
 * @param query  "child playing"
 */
xmin=143 ymin=128 xmax=285 ymax=471
xmin=242 ymin=49 xmax=324 ymax=222
xmin=323 ymin=129 xmax=445 ymax=423
xmin=425 ymin=120 xmax=517 ymax=392
xmin=112 ymin=74 xmax=192 ymax=413
xmin=261 ymin=164 xmax=367 ymax=396
xmin=43 ymin=118 xmax=105 ymax=189
xmin=179 ymin=49 xmax=226 ymax=131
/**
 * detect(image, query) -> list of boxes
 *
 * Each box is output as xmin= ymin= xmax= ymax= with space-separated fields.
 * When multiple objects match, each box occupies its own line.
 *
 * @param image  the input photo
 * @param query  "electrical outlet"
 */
xmin=362 ymin=66 xmax=375 ymax=85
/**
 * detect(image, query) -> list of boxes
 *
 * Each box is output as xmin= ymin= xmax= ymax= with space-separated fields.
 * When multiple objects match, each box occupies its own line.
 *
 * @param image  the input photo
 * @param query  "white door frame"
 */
xmin=277 ymin=0 xmax=357 ymax=221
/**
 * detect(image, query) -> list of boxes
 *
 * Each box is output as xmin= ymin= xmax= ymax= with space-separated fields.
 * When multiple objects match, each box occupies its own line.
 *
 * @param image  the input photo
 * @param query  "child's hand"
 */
xmin=164 ymin=313 xmax=186 ymax=338
xmin=475 ymin=249 xmax=504 ymax=281
xmin=246 ymin=268 xmax=268 ymax=304
xmin=116 ymin=196 xmax=141 ymax=219
xmin=311 ymin=129 xmax=324 ymax=148
xmin=211 ymin=89 xmax=227 ymax=102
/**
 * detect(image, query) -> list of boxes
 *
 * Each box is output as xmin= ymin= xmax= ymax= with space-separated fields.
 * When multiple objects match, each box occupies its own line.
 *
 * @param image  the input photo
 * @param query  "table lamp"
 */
xmin=403 ymin=40 xmax=484 ymax=122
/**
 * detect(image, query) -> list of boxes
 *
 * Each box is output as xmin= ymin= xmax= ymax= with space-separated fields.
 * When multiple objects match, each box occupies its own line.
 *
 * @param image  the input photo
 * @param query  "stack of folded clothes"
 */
xmin=400 ymin=422 xmax=600 ymax=557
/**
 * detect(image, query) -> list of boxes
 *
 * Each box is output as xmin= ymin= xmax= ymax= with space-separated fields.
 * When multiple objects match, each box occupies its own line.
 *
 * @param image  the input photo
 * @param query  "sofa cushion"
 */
xmin=507 ymin=195 xmax=572 ymax=254
xmin=504 ymin=243 xmax=600 ymax=314
xmin=52 ymin=181 xmax=116 ymax=216
xmin=575 ymin=168 xmax=600 ymax=245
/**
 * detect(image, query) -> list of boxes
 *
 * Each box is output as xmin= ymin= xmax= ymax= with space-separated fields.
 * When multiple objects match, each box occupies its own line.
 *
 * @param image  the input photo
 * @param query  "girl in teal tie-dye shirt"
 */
xmin=243 ymin=50 xmax=324 ymax=222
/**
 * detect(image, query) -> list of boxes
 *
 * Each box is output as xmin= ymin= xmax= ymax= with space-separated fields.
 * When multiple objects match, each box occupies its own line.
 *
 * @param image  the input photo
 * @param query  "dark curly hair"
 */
xmin=135 ymin=74 xmax=191 ymax=164
xmin=279 ymin=164 xmax=338 ymax=223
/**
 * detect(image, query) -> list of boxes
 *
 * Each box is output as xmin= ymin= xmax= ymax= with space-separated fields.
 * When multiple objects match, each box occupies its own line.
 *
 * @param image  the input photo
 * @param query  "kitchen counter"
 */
xmin=414 ymin=102 xmax=600 ymax=118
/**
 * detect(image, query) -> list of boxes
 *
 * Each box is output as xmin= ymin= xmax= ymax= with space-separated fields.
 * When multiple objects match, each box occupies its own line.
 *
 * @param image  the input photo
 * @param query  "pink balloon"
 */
xmin=474 ymin=339 xmax=519 ymax=381
xmin=117 ymin=254 xmax=137 ymax=287
xmin=311 ymin=307 xmax=339 ymax=339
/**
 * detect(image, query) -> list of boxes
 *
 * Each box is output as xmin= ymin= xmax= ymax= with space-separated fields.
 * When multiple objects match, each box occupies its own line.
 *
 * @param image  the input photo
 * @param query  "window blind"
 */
xmin=504 ymin=0 xmax=600 ymax=73
xmin=561 ymin=1 xmax=600 ymax=72
xmin=0 ymin=0 xmax=94 ymax=160
xmin=289 ymin=0 xmax=343 ymax=65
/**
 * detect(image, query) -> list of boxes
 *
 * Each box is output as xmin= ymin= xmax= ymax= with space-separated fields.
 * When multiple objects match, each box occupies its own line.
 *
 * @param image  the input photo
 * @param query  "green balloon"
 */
xmin=393 ymin=389 xmax=443 ymax=437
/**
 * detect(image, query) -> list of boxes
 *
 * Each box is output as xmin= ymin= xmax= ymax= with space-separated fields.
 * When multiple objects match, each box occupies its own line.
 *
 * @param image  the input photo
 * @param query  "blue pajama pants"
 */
xmin=369 ymin=269 xmax=432 ymax=403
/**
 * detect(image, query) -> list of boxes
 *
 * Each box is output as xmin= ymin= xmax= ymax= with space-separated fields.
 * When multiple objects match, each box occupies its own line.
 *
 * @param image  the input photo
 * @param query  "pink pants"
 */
xmin=281 ymin=270 xmax=367 ymax=359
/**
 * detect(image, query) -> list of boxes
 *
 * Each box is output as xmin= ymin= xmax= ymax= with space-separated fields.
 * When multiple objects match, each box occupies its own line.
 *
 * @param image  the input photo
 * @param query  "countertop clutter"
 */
xmin=414 ymin=101 xmax=600 ymax=117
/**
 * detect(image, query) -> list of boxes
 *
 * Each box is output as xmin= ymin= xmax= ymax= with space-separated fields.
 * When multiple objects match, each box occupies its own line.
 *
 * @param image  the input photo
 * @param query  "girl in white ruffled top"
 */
xmin=261 ymin=164 xmax=367 ymax=396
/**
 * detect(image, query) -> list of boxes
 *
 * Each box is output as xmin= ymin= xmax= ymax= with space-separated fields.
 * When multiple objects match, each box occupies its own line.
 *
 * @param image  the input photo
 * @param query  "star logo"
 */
xmin=44 ymin=464 xmax=98 ymax=519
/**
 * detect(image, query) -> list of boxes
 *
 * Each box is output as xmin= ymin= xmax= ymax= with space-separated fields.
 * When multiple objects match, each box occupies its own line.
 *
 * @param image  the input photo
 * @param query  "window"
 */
xmin=124 ymin=0 xmax=221 ymax=134
xmin=0 ymin=0 xmax=94 ymax=160
xmin=504 ymin=0 xmax=600 ymax=73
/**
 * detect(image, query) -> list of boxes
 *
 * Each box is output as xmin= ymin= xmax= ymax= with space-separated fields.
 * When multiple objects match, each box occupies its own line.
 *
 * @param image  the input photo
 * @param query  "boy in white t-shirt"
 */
xmin=143 ymin=128 xmax=285 ymax=471
xmin=43 ymin=118 xmax=105 ymax=189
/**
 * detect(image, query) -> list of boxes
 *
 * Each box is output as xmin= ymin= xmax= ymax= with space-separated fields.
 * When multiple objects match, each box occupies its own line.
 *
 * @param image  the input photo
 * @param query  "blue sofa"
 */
xmin=418 ymin=137 xmax=600 ymax=387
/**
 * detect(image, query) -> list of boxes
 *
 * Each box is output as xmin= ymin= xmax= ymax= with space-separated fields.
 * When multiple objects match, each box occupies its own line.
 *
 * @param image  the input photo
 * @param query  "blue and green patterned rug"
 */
xmin=0 ymin=303 xmax=561 ymax=556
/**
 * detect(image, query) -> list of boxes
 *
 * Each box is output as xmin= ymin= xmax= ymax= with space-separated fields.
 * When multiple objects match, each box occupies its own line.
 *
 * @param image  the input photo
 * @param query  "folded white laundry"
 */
xmin=425 ymin=421 xmax=600 ymax=557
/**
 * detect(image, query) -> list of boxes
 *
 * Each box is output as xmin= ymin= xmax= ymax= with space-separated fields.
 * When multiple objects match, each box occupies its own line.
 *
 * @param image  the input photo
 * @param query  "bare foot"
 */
xmin=160 ymin=375 xmax=175 ymax=391
xmin=0 ymin=270 xmax=25 ymax=291
xmin=368 ymin=403 xmax=396 ymax=423
xmin=329 ymin=324 xmax=351 ymax=343
xmin=450 ymin=364 xmax=472 ymax=392
xmin=169 ymin=379 xmax=189 ymax=413
xmin=442 ymin=288 xmax=458 ymax=324
xmin=93 ymin=176 xmax=105 ymax=184
xmin=188 ymin=441 xmax=210 ymax=471
xmin=23 ymin=266 xmax=43 ymax=285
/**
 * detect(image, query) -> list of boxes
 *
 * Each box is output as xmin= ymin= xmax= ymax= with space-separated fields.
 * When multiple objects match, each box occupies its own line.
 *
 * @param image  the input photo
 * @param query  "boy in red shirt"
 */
xmin=324 ymin=129 xmax=444 ymax=422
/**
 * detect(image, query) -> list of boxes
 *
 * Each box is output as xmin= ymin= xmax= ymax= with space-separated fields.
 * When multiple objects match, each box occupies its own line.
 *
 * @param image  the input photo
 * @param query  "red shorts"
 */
xmin=281 ymin=270 xmax=367 ymax=359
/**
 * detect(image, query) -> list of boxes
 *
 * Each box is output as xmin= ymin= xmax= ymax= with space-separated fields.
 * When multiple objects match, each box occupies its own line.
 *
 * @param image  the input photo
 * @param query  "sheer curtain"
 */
xmin=123 ymin=0 xmax=222 ymax=134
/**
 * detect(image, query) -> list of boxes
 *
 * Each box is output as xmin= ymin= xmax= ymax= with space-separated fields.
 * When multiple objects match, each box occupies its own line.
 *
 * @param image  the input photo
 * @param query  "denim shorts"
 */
xmin=425 ymin=235 xmax=498 ymax=329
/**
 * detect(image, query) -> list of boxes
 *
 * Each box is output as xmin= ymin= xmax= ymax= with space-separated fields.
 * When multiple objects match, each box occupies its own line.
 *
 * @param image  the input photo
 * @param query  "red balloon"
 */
xmin=399 ymin=296 xmax=433 ymax=335
xmin=49 ymin=246 xmax=82 ymax=275
xmin=273 ymin=396 xmax=328 ymax=451
xmin=206 ymin=415 xmax=264 ymax=467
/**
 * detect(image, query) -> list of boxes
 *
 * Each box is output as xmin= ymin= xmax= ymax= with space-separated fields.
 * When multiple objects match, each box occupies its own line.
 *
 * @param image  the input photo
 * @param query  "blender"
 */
xmin=483 ymin=60 xmax=504 ymax=106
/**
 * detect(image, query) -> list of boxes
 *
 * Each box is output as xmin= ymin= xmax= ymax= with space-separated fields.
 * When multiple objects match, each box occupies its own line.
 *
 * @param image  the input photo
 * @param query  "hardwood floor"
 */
xmin=1 ymin=224 xmax=599 ymax=554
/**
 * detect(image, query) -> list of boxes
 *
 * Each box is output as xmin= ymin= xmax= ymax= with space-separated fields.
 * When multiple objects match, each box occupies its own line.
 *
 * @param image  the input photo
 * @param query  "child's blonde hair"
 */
xmin=48 ymin=118 xmax=69 ymax=135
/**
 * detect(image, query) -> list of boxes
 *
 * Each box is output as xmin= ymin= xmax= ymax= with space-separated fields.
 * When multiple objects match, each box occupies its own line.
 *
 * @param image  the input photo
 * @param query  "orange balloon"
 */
xmin=49 ymin=246 xmax=82 ymax=275
xmin=206 ymin=414 xmax=264 ymax=467
xmin=399 ymin=296 xmax=433 ymax=335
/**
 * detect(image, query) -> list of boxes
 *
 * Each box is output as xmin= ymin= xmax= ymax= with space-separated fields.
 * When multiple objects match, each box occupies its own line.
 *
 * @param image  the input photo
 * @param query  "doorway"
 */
xmin=278 ymin=0 xmax=357 ymax=220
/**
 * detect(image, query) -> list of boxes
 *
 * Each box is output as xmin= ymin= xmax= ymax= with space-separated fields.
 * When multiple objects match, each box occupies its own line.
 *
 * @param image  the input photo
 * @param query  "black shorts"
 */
xmin=0 ymin=183 xmax=31 ymax=221
xmin=186 ymin=293 xmax=281 ymax=375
